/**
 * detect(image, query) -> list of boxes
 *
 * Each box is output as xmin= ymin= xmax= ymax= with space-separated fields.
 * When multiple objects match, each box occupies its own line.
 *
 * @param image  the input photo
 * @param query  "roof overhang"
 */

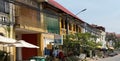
xmin=37 ymin=0 xmax=48 ymax=2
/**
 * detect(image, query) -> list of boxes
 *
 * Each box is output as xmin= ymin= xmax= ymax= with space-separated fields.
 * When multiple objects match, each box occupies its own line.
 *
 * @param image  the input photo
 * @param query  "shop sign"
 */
xmin=54 ymin=34 xmax=63 ymax=45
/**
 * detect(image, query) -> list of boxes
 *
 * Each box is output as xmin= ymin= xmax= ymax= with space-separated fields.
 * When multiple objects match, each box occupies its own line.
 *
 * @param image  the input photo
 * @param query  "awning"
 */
xmin=0 ymin=35 xmax=16 ymax=43
xmin=97 ymin=46 xmax=108 ymax=50
xmin=97 ymin=46 xmax=102 ymax=48
xmin=13 ymin=40 xmax=39 ymax=48
xmin=109 ymin=47 xmax=114 ymax=50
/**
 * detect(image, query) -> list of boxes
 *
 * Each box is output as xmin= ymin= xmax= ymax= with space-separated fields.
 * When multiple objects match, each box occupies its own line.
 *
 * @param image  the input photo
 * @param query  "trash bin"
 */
xmin=29 ymin=56 xmax=45 ymax=61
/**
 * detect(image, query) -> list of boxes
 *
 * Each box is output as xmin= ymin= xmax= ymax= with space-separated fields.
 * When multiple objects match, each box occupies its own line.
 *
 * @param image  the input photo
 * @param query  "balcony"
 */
xmin=14 ymin=5 xmax=46 ymax=33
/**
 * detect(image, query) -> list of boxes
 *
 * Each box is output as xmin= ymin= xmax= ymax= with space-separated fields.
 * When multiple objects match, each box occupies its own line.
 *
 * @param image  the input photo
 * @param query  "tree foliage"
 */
xmin=63 ymin=32 xmax=101 ymax=56
xmin=106 ymin=33 xmax=120 ymax=49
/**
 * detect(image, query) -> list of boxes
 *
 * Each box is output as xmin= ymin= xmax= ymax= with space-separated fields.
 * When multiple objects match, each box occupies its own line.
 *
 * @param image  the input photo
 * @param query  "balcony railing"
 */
xmin=16 ymin=0 xmax=38 ymax=8
xmin=5 ymin=0 xmax=39 ymax=10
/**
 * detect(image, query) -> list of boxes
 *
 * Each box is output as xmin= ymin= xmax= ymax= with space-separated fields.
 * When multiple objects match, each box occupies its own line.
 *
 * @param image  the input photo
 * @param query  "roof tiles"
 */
xmin=47 ymin=0 xmax=80 ymax=20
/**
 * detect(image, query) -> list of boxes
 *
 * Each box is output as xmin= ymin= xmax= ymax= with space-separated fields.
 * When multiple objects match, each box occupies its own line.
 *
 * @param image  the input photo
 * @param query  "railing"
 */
xmin=16 ymin=0 xmax=38 ymax=8
xmin=5 ymin=0 xmax=39 ymax=10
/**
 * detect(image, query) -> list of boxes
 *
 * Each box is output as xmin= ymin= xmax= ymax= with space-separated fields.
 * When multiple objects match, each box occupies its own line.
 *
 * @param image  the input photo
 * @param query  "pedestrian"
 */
xmin=58 ymin=50 xmax=65 ymax=61
xmin=52 ymin=47 xmax=59 ymax=58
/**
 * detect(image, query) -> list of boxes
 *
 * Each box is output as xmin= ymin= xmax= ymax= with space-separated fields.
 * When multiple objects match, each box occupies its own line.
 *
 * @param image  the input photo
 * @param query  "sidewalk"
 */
xmin=85 ymin=57 xmax=101 ymax=61
xmin=86 ymin=58 xmax=95 ymax=61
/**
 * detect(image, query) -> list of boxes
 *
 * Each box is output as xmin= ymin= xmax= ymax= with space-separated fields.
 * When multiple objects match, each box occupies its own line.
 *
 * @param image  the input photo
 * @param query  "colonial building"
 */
xmin=92 ymin=24 xmax=107 ymax=49
xmin=0 ymin=0 xmax=10 ymax=38
xmin=0 ymin=0 xmax=16 ymax=61
xmin=106 ymin=32 xmax=117 ymax=49
xmin=13 ymin=0 xmax=85 ymax=60
xmin=0 ymin=0 xmax=106 ymax=61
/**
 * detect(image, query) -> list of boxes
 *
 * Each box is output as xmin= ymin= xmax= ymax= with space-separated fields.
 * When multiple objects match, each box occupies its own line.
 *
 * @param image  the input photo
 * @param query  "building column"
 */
xmin=65 ymin=15 xmax=69 ymax=35
xmin=16 ymin=48 xmax=22 ymax=61
xmin=9 ymin=3 xmax=16 ymax=61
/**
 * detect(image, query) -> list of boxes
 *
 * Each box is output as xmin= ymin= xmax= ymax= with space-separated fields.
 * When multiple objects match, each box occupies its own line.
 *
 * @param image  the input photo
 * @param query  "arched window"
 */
xmin=0 ymin=33 xmax=4 ymax=36
xmin=69 ymin=23 xmax=72 ymax=30
xmin=61 ymin=19 xmax=64 ymax=28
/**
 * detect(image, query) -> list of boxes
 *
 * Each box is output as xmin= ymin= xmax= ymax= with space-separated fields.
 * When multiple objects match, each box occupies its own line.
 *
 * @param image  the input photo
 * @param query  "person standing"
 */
xmin=58 ymin=50 xmax=65 ymax=61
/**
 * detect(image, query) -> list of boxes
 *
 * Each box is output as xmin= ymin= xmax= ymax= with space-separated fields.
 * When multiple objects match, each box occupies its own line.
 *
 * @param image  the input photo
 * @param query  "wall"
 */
xmin=15 ymin=5 xmax=46 ymax=33
xmin=38 ymin=33 xmax=54 ymax=56
xmin=22 ymin=34 xmax=38 ymax=60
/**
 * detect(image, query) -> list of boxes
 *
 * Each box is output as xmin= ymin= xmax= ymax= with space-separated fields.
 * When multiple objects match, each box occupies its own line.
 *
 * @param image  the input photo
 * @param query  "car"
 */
xmin=108 ymin=52 xmax=118 ymax=57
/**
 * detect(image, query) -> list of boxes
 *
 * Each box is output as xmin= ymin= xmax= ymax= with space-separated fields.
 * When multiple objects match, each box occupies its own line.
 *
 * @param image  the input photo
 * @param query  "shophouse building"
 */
xmin=106 ymin=32 xmax=117 ymax=49
xmin=0 ymin=0 xmax=106 ymax=61
xmin=92 ymin=24 xmax=107 ymax=49
xmin=0 ymin=0 xmax=16 ymax=61
xmin=0 ymin=0 xmax=10 ymax=40
xmin=13 ymin=0 xmax=85 ymax=60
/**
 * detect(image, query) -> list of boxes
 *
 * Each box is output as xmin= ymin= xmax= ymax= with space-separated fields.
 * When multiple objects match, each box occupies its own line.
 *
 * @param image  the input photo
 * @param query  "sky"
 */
xmin=55 ymin=0 xmax=120 ymax=34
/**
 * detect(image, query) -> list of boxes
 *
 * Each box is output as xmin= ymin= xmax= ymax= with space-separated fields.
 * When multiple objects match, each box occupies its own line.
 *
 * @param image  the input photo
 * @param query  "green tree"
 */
xmin=63 ymin=32 xmax=101 ymax=56
xmin=106 ymin=33 xmax=119 ymax=49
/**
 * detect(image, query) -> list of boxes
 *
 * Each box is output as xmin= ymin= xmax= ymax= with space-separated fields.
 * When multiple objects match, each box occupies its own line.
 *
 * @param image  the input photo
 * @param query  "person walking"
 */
xmin=52 ymin=48 xmax=59 ymax=58
xmin=58 ymin=50 xmax=65 ymax=61
xmin=52 ymin=47 xmax=59 ymax=61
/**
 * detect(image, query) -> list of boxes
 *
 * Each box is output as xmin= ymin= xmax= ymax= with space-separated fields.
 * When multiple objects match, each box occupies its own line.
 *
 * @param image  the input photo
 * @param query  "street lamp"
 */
xmin=75 ymin=8 xmax=87 ymax=32
xmin=75 ymin=8 xmax=87 ymax=16
xmin=65 ymin=8 xmax=87 ymax=38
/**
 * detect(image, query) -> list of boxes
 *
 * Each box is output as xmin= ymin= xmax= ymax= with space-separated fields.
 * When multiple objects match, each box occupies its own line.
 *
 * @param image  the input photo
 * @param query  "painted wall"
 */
xmin=15 ymin=5 xmax=46 ymax=32
xmin=39 ymin=33 xmax=54 ymax=56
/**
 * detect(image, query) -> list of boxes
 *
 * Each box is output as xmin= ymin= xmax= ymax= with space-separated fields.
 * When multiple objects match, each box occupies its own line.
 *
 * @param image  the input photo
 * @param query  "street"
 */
xmin=94 ymin=54 xmax=120 ymax=61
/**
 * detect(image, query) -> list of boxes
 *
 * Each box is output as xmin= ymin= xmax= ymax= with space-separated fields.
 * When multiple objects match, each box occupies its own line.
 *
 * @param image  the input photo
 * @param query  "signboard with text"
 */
xmin=54 ymin=34 xmax=63 ymax=45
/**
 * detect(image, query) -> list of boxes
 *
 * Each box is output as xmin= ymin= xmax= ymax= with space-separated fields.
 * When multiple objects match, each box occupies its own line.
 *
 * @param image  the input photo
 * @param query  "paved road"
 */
xmin=96 ymin=54 xmax=120 ymax=61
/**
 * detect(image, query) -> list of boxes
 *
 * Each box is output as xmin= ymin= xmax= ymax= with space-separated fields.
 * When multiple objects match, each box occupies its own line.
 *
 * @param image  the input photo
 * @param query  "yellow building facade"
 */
xmin=0 ymin=0 xmax=84 ymax=61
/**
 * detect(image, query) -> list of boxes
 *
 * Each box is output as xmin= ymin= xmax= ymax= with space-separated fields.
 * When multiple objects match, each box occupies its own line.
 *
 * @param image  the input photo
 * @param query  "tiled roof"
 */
xmin=47 ymin=0 xmax=82 ymax=21
xmin=116 ymin=34 xmax=120 ymax=38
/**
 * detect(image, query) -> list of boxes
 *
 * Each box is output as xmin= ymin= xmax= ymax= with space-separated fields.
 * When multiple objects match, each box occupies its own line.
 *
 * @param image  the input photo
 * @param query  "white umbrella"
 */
xmin=13 ymin=40 xmax=39 ymax=48
xmin=0 ymin=35 xmax=16 ymax=43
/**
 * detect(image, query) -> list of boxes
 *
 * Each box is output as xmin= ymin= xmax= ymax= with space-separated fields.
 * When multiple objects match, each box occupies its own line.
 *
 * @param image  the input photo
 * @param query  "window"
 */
xmin=61 ymin=19 xmax=64 ymax=28
xmin=0 ymin=16 xmax=8 ymax=25
xmin=0 ymin=0 xmax=9 ymax=13
xmin=0 ymin=16 xmax=2 ymax=24
xmin=73 ymin=24 xmax=76 ymax=31
xmin=69 ymin=23 xmax=72 ymax=30
xmin=5 ymin=2 xmax=9 ymax=13
xmin=65 ymin=20 xmax=67 ymax=29
xmin=0 ymin=33 xmax=4 ymax=36
xmin=78 ymin=27 xmax=81 ymax=33
xmin=0 ymin=0 xmax=5 ymax=12
xmin=44 ymin=13 xmax=60 ymax=34
xmin=76 ymin=25 xmax=78 ymax=32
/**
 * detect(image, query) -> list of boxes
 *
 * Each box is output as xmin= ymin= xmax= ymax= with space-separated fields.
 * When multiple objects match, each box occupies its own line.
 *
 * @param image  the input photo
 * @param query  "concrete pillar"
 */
xmin=9 ymin=3 xmax=16 ymax=61
xmin=16 ymin=48 xmax=22 ymax=61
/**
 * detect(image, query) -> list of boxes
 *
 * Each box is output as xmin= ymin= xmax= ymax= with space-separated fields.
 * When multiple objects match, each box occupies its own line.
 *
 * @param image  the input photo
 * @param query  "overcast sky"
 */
xmin=55 ymin=0 xmax=120 ymax=34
